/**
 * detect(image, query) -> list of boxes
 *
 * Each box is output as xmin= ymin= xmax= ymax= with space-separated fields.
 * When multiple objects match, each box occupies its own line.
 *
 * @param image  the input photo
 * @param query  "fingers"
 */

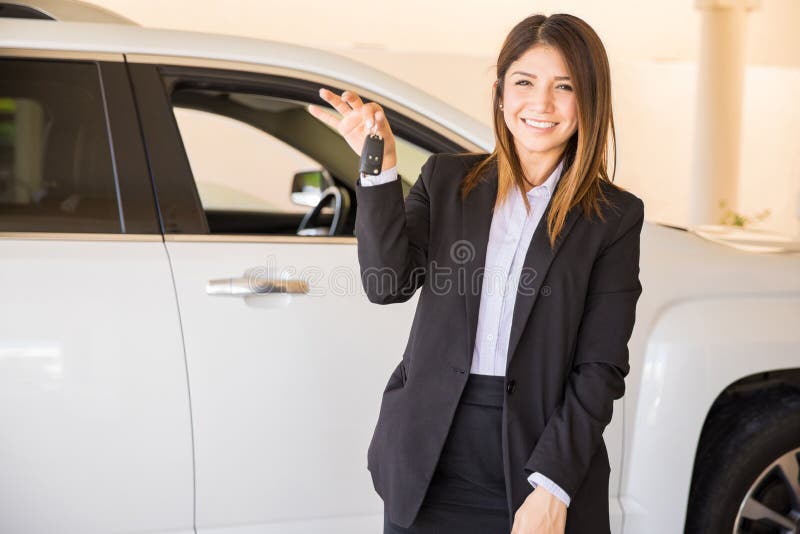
xmin=309 ymin=88 xmax=391 ymax=144
xmin=375 ymin=109 xmax=386 ymax=129
xmin=306 ymin=104 xmax=341 ymax=130
xmin=361 ymin=103 xmax=387 ymax=134
xmin=317 ymin=88 xmax=353 ymax=117
xmin=317 ymin=87 xmax=366 ymax=116
xmin=341 ymin=90 xmax=364 ymax=111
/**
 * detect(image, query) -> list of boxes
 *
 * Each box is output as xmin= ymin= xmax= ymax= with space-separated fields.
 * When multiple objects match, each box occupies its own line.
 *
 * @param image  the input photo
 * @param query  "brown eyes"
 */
xmin=514 ymin=79 xmax=573 ymax=91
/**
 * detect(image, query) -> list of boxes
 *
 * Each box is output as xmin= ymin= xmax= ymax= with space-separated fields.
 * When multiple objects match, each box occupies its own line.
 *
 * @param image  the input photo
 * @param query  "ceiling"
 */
xmin=89 ymin=0 xmax=799 ymax=68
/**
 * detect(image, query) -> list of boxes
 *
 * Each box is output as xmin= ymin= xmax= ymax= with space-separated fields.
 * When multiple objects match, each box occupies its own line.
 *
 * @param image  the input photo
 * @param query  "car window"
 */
xmin=0 ymin=59 xmax=121 ymax=233
xmin=168 ymin=87 xmax=431 ymax=236
xmin=395 ymin=136 xmax=432 ymax=188
xmin=173 ymin=107 xmax=315 ymax=215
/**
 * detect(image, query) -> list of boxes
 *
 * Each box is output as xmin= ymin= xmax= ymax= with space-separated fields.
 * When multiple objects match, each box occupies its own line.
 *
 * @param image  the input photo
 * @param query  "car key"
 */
xmin=360 ymin=126 xmax=384 ymax=176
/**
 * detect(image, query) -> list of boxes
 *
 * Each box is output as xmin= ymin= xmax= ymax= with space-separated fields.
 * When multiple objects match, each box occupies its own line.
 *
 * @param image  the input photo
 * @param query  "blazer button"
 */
xmin=506 ymin=380 xmax=516 ymax=394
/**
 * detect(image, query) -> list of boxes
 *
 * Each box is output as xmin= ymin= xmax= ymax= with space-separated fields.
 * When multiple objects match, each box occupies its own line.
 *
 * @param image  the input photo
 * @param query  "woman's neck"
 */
xmin=516 ymin=147 xmax=564 ymax=190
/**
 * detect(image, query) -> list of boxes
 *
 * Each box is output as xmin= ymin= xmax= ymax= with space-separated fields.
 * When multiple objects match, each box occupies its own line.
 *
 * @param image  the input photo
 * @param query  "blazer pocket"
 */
xmin=368 ymin=362 xmax=408 ymax=478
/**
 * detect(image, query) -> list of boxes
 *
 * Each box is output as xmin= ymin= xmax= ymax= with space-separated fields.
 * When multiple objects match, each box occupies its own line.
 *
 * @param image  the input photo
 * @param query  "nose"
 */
xmin=527 ymin=84 xmax=555 ymax=114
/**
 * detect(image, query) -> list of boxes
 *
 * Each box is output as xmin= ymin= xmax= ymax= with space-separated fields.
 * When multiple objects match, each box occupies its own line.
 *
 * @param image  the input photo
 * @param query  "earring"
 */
xmin=499 ymin=103 xmax=504 ymax=110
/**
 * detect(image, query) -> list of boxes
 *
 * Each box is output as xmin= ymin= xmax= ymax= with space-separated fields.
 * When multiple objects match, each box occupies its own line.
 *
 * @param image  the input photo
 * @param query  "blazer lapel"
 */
xmin=504 ymin=178 xmax=581 ymax=370
xmin=461 ymin=161 xmax=498 ymax=369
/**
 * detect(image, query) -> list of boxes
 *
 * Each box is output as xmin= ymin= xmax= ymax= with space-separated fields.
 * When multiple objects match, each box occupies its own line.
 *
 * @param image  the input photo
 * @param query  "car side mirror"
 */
xmin=291 ymin=169 xmax=334 ymax=207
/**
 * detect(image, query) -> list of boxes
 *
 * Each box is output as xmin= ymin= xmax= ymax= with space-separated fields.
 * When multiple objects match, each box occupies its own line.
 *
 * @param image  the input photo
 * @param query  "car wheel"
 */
xmin=685 ymin=388 xmax=800 ymax=534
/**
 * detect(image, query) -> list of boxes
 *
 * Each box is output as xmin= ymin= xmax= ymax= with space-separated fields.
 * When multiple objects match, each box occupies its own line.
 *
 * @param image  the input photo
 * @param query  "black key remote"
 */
xmin=360 ymin=133 xmax=384 ymax=176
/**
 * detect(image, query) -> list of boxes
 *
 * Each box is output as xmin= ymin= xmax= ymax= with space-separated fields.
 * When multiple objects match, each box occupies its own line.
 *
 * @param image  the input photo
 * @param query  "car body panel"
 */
xmin=623 ymin=295 xmax=800 ymax=533
xmin=623 ymin=223 xmax=800 ymax=532
xmin=164 ymin=239 xmax=405 ymax=532
xmin=0 ymin=237 xmax=194 ymax=533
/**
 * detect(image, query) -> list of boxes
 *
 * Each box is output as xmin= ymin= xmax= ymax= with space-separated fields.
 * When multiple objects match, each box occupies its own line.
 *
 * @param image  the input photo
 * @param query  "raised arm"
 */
xmin=307 ymin=87 xmax=434 ymax=305
xmin=354 ymin=154 xmax=436 ymax=304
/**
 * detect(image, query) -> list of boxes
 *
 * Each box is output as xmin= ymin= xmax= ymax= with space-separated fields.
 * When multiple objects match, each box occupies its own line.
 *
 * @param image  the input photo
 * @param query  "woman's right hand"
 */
xmin=307 ymin=88 xmax=397 ymax=172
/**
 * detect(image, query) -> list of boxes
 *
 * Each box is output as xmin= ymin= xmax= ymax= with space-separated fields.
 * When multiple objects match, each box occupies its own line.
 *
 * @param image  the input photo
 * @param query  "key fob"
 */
xmin=360 ymin=133 xmax=384 ymax=176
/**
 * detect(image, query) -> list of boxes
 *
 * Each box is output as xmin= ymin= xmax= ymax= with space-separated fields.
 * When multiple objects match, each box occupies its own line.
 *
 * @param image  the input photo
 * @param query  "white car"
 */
xmin=1 ymin=2 xmax=799 ymax=533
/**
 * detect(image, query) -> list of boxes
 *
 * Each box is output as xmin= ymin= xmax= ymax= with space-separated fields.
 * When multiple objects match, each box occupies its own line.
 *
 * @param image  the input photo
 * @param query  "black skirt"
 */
xmin=383 ymin=373 xmax=511 ymax=534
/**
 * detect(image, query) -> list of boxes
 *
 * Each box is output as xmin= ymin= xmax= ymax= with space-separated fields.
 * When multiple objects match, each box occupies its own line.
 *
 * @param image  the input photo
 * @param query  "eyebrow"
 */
xmin=510 ymin=71 xmax=571 ymax=81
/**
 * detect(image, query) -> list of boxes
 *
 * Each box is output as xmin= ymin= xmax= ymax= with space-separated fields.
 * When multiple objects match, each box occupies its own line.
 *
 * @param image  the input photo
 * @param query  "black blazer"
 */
xmin=355 ymin=153 xmax=644 ymax=533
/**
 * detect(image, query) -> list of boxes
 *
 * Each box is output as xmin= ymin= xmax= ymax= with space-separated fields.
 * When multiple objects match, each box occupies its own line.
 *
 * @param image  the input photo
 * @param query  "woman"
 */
xmin=308 ymin=13 xmax=644 ymax=534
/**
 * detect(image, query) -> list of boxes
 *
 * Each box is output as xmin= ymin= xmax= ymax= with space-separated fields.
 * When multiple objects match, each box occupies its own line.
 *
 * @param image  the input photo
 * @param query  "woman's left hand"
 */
xmin=511 ymin=487 xmax=567 ymax=534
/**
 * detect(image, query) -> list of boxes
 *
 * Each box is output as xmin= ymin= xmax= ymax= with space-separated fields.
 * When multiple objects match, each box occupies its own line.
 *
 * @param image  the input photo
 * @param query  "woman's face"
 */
xmin=500 ymin=45 xmax=579 ymax=165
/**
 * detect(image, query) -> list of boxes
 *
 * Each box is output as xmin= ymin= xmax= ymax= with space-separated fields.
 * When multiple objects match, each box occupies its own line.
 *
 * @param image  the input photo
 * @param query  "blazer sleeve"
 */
xmin=523 ymin=195 xmax=645 ymax=498
xmin=354 ymin=154 xmax=436 ymax=304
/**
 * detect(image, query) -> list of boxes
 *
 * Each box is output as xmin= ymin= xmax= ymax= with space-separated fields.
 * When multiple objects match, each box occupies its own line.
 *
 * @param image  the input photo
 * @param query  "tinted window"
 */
xmin=0 ymin=59 xmax=121 ymax=233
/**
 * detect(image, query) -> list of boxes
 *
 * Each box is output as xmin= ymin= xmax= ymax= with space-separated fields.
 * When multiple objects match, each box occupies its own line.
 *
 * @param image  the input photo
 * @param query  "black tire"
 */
xmin=685 ymin=387 xmax=800 ymax=534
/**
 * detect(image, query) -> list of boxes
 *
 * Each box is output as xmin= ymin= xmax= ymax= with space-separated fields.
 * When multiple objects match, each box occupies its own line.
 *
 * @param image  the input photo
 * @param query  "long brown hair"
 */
xmin=461 ymin=13 xmax=617 ymax=248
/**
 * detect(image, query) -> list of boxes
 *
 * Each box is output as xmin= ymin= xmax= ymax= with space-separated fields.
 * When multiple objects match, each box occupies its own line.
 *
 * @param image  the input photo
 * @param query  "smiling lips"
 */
xmin=522 ymin=118 xmax=559 ymax=130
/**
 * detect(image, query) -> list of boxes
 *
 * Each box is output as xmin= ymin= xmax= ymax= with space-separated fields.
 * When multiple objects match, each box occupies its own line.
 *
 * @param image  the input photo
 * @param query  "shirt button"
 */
xmin=487 ymin=334 xmax=494 ymax=341
xmin=506 ymin=380 xmax=517 ymax=394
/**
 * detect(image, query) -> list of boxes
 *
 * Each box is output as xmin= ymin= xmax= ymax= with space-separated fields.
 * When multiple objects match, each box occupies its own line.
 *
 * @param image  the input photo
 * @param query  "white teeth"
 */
xmin=523 ymin=119 xmax=557 ymax=128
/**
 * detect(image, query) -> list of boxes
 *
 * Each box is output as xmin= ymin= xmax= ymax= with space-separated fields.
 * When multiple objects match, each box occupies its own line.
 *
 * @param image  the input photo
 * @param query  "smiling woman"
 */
xmin=463 ymin=13 xmax=618 ymax=250
xmin=500 ymin=48 xmax=579 ymax=187
xmin=308 ymin=12 xmax=642 ymax=534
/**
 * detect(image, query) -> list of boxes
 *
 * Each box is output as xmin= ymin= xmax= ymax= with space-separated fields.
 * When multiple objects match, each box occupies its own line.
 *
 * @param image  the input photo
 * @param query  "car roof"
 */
xmin=0 ymin=17 xmax=493 ymax=152
xmin=0 ymin=0 xmax=137 ymax=24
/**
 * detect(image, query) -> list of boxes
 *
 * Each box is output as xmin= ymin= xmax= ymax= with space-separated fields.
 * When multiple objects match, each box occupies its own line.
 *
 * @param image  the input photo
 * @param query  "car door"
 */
xmin=0 ymin=53 xmax=193 ymax=533
xmin=126 ymin=57 xmax=472 ymax=534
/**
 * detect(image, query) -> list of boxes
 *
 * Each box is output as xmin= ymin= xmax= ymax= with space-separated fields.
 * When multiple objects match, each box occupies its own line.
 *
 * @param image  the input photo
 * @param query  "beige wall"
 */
xmin=91 ymin=1 xmax=800 ymax=236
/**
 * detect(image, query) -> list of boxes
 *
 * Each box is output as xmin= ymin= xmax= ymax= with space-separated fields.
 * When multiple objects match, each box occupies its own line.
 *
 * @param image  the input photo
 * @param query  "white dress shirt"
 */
xmin=360 ymin=161 xmax=571 ymax=507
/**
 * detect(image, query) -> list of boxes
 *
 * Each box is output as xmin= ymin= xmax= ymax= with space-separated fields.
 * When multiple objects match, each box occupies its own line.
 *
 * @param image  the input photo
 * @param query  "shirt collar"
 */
xmin=526 ymin=158 xmax=565 ymax=199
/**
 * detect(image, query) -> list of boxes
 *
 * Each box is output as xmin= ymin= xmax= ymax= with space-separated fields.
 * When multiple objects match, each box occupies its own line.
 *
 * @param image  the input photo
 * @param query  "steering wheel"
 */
xmin=296 ymin=185 xmax=351 ymax=236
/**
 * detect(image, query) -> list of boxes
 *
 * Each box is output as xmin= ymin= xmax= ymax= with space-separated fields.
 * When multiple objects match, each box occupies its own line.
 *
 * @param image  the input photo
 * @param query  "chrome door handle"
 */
xmin=206 ymin=277 xmax=309 ymax=296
